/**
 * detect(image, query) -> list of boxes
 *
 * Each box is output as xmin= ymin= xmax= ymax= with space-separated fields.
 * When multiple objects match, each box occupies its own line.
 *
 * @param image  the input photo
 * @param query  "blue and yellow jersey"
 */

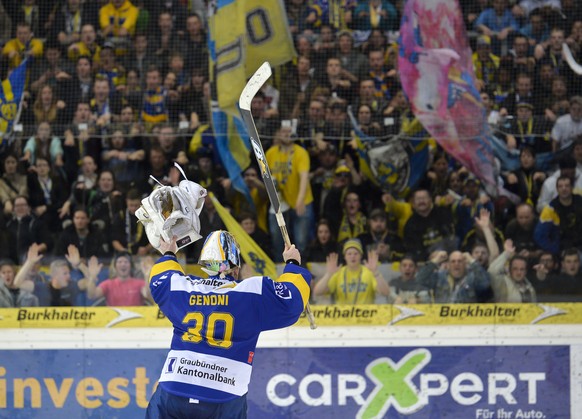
xmin=141 ymin=87 xmax=168 ymax=124
xmin=149 ymin=255 xmax=311 ymax=402
xmin=99 ymin=0 xmax=139 ymax=37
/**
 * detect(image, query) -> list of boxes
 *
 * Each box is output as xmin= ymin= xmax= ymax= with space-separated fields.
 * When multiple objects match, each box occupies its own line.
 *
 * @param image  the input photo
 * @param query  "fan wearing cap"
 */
xmin=453 ymin=173 xmax=495 ymax=246
xmin=357 ymin=208 xmax=404 ymax=263
xmin=504 ymin=99 xmax=552 ymax=153
xmin=313 ymin=239 xmax=390 ymax=304
xmin=472 ymin=35 xmax=500 ymax=89
xmin=146 ymin=230 xmax=311 ymax=418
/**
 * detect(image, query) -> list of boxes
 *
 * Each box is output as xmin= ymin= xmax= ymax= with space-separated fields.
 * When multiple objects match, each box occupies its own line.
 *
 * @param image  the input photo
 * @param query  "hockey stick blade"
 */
xmin=239 ymin=62 xmax=272 ymax=110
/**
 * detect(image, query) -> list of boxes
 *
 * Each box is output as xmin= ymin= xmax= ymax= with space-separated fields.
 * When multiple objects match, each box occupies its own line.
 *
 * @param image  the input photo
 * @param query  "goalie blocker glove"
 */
xmin=136 ymin=180 xmax=207 ymax=252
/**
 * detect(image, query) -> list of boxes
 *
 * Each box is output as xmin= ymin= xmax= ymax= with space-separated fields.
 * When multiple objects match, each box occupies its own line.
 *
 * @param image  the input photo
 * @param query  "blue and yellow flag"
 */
xmin=208 ymin=0 xmax=296 ymax=111
xmin=0 ymin=59 xmax=27 ymax=146
xmin=209 ymin=192 xmax=276 ymax=279
xmin=348 ymin=109 xmax=430 ymax=197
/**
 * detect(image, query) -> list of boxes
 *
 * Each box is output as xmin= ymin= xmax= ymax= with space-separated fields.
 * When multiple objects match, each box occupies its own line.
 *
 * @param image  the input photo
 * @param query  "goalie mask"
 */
xmin=198 ymin=231 xmax=241 ymax=275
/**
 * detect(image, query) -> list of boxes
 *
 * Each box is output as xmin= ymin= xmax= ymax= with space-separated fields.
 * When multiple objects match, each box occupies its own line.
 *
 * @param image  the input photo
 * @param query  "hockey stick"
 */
xmin=240 ymin=62 xmax=317 ymax=330
xmin=563 ymin=42 xmax=582 ymax=76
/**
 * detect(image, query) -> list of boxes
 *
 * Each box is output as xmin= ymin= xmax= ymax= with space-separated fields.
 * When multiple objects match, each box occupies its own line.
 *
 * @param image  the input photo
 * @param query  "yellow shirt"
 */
xmin=328 ymin=266 xmax=377 ymax=304
xmin=99 ymin=0 xmax=139 ymax=36
xmin=265 ymin=144 xmax=313 ymax=208
xmin=2 ymin=38 xmax=43 ymax=69
xmin=68 ymin=42 xmax=102 ymax=66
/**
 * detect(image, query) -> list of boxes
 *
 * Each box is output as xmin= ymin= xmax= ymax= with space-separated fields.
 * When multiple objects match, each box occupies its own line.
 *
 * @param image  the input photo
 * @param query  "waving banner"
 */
xmin=398 ymin=0 xmax=499 ymax=195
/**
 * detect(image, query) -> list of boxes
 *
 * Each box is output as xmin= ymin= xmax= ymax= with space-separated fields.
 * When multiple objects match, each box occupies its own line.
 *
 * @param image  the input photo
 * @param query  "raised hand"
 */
xmin=474 ymin=208 xmax=491 ymax=230
xmin=504 ymin=239 xmax=516 ymax=255
xmin=87 ymin=256 xmax=103 ymax=280
xmin=65 ymin=244 xmax=82 ymax=269
xmin=364 ymin=249 xmax=379 ymax=273
xmin=325 ymin=252 xmax=340 ymax=275
xmin=26 ymin=243 xmax=44 ymax=265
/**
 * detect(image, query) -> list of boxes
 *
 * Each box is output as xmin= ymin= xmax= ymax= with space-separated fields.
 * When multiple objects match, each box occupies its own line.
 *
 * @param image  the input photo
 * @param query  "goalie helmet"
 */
xmin=198 ymin=230 xmax=241 ymax=274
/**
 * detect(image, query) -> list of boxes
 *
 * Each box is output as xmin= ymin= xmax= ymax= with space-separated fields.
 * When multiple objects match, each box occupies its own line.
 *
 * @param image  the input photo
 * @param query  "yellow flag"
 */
xmin=209 ymin=193 xmax=277 ymax=279
xmin=208 ymin=0 xmax=296 ymax=112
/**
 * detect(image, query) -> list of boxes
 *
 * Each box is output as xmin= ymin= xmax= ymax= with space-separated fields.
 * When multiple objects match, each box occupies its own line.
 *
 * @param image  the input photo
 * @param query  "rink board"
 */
xmin=0 ymin=304 xmax=580 ymax=418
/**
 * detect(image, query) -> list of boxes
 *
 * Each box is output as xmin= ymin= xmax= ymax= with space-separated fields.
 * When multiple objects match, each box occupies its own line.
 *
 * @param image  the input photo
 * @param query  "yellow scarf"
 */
xmin=338 ymin=211 xmax=367 ymax=242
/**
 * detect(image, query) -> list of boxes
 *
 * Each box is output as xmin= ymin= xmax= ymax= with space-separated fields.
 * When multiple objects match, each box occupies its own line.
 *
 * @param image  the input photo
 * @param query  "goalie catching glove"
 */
xmin=135 ymin=177 xmax=207 ymax=253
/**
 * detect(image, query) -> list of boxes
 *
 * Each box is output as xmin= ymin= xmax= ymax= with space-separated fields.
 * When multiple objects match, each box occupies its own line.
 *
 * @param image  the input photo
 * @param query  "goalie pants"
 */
xmin=145 ymin=385 xmax=248 ymax=419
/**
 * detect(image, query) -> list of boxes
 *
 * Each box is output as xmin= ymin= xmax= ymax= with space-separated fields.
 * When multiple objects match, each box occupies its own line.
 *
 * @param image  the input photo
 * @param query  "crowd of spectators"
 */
xmin=1 ymin=0 xmax=582 ymax=308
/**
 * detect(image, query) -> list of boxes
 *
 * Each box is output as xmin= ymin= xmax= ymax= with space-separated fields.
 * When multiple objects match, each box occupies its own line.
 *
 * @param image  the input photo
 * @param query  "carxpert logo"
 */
xmin=265 ymin=347 xmax=558 ymax=419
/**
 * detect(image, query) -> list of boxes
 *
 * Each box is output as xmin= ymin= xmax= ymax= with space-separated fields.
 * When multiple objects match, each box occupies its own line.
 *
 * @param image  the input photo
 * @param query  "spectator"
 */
xmin=319 ymin=57 xmax=353 ymax=103
xmin=454 ymin=174 xmax=495 ymax=244
xmin=366 ymin=49 xmax=399 ymax=102
xmin=356 ymin=79 xmax=388 ymax=121
xmin=488 ymin=239 xmax=537 ymax=302
xmin=101 ymin=129 xmax=145 ymax=192
xmin=149 ymin=0 xmax=188 ymax=35
xmin=337 ymin=31 xmax=368 ymax=84
xmin=52 ymin=0 xmax=94 ymax=50
xmin=297 ymin=98 xmax=326 ymax=151
xmin=403 ymin=189 xmax=456 ymax=261
xmin=541 ymin=75 xmax=570 ymax=123
xmin=508 ymin=34 xmax=536 ymax=75
xmin=182 ymin=13 xmax=207 ymax=71
xmin=5 ymin=195 xmax=51 ymax=263
xmin=156 ymin=124 xmax=187 ymax=164
xmin=356 ymin=103 xmax=383 ymax=137
xmin=472 ymin=35 xmax=499 ymax=89
xmin=236 ymin=166 xmax=268 ymax=234
xmin=0 ymin=154 xmax=28 ymax=216
xmin=266 ymin=125 xmax=315 ymax=258
xmin=304 ymin=218 xmax=340 ymax=263
xmin=353 ymin=0 xmax=398 ymax=32
xmin=0 ymin=260 xmax=39 ymax=307
xmin=150 ymin=11 xmax=183 ymax=72
xmin=57 ymin=56 xmax=94 ymax=123
xmin=54 ymin=208 xmax=111 ymax=259
xmin=99 ymin=0 xmax=139 ymax=48
xmin=505 ymin=203 xmax=542 ymax=262
xmin=535 ymin=175 xmax=582 ymax=255
xmin=238 ymin=211 xmax=273 ymax=260
xmin=143 ymin=146 xmax=171 ymax=192
xmin=124 ymin=34 xmax=155 ymax=85
xmin=534 ymin=28 xmax=572 ymax=82
xmin=85 ymin=170 xmax=124 ymax=231
xmin=90 ymin=78 xmax=123 ymax=134
xmin=59 ymin=155 xmax=99 ymax=218
xmin=313 ymin=25 xmax=337 ymax=79
xmin=86 ymin=253 xmax=147 ymax=306
xmin=416 ymin=250 xmax=493 ymax=303
xmin=504 ymin=147 xmax=547 ymax=205
xmin=2 ymin=22 xmax=43 ymax=70
xmin=389 ymin=256 xmax=430 ymax=304
xmin=500 ymin=73 xmax=537 ymax=117
xmin=504 ymin=101 xmax=552 ymax=153
xmin=29 ymin=42 xmax=72 ymax=95
xmin=334 ymin=191 xmax=367 ymax=244
xmin=29 ymin=84 xmax=67 ymax=129
xmin=535 ymin=248 xmax=582 ymax=301
xmin=551 ymin=96 xmax=582 ymax=152
xmin=62 ymin=102 xmax=99 ymax=182
xmin=44 ymin=259 xmax=80 ymax=306
xmin=519 ymin=9 xmax=550 ymax=47
xmin=357 ymin=208 xmax=404 ymax=263
xmin=461 ymin=208 xmax=502 ymax=266
xmin=111 ymin=188 xmax=151 ymax=255
xmin=536 ymin=156 xmax=582 ymax=212
xmin=67 ymin=24 xmax=101 ymax=65
xmin=313 ymin=239 xmax=390 ymax=304
xmin=95 ymin=44 xmax=126 ymax=94
xmin=26 ymin=157 xmax=69 ymax=233
xmin=474 ymin=0 xmax=519 ymax=55
xmin=140 ymin=66 xmax=169 ymax=129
